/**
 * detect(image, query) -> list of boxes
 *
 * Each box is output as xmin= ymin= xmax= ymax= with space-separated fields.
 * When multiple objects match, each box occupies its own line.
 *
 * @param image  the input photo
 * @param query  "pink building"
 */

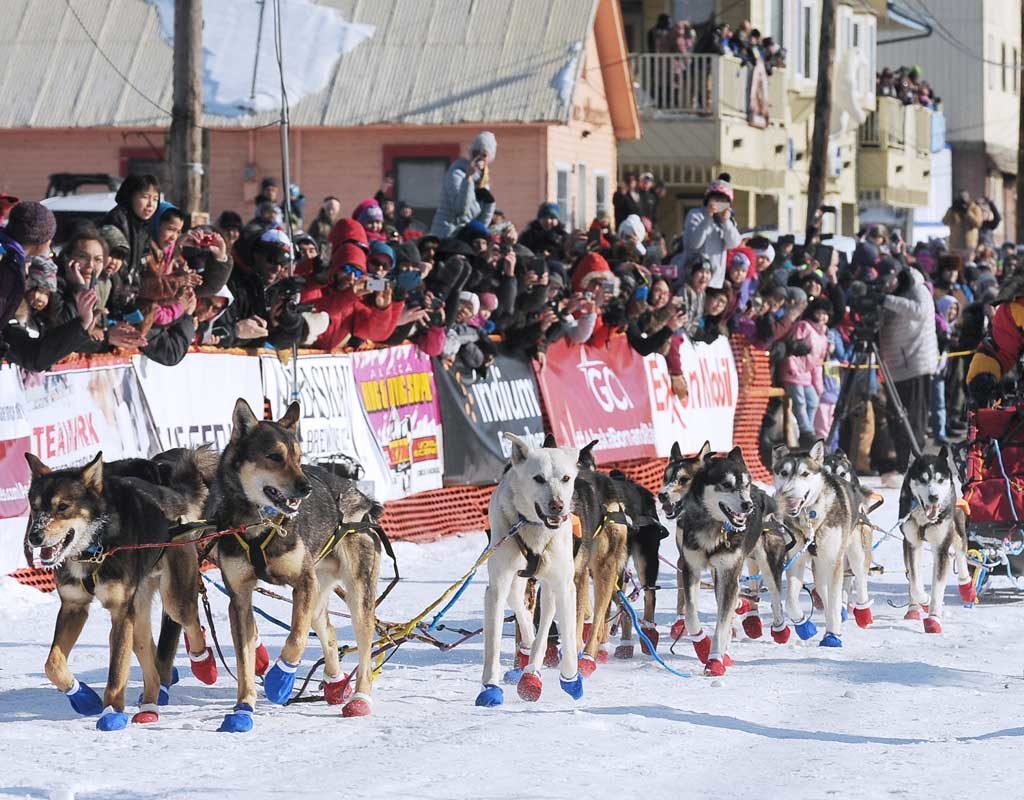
xmin=0 ymin=0 xmax=639 ymax=230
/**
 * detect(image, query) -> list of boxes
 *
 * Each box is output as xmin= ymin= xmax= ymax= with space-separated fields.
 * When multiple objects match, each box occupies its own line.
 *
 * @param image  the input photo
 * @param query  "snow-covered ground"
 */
xmin=2 ymin=483 xmax=1023 ymax=800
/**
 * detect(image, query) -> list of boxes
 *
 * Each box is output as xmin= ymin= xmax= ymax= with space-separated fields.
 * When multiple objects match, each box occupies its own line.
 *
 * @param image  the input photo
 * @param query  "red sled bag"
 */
xmin=964 ymin=407 xmax=1024 ymax=522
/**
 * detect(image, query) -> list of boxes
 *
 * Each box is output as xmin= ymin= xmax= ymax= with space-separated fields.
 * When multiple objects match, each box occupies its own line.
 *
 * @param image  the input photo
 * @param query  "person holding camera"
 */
xmin=680 ymin=177 xmax=741 ymax=288
xmin=429 ymin=131 xmax=497 ymax=238
xmin=878 ymin=265 xmax=939 ymax=477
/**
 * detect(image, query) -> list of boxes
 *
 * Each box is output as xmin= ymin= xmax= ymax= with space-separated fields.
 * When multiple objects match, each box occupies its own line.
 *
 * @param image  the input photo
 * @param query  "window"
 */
xmin=575 ymin=164 xmax=587 ymax=230
xmin=796 ymin=0 xmax=815 ymax=80
xmin=556 ymin=165 xmax=571 ymax=225
xmin=393 ymin=157 xmax=451 ymax=223
xmin=768 ymin=0 xmax=785 ymax=45
xmin=594 ymin=171 xmax=609 ymax=217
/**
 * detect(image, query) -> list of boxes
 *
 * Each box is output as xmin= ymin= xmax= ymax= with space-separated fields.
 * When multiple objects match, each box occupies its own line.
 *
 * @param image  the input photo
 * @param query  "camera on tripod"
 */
xmin=847 ymin=280 xmax=886 ymax=339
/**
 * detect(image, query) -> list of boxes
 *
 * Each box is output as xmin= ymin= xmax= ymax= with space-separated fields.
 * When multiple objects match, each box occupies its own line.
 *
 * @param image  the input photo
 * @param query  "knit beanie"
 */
xmin=6 ymin=201 xmax=56 ymax=246
xmin=26 ymin=256 xmax=58 ymax=292
xmin=478 ymin=292 xmax=499 ymax=311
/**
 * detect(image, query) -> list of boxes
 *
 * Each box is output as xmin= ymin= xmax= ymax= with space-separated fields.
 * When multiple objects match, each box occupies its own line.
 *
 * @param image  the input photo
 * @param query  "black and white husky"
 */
xmin=671 ymin=447 xmax=780 ymax=675
xmin=900 ymin=447 xmax=976 ymax=632
xmin=772 ymin=441 xmax=872 ymax=647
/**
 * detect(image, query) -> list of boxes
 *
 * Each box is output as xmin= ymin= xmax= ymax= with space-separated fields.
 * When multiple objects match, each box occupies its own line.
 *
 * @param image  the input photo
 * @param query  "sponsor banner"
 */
xmin=20 ymin=362 xmax=159 ymax=470
xmin=350 ymin=344 xmax=444 ymax=500
xmin=644 ymin=336 xmax=738 ymax=456
xmin=535 ymin=337 xmax=656 ymax=464
xmin=134 ymin=353 xmax=263 ymax=451
xmin=434 ymin=345 xmax=546 ymax=486
xmin=0 ymin=365 xmax=30 ymax=519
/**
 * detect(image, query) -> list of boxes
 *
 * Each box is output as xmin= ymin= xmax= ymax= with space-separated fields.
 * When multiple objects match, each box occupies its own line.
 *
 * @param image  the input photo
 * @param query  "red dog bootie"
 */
xmin=515 ymin=645 xmax=532 ymax=670
xmin=184 ymin=630 xmax=218 ymax=685
xmin=517 ymin=671 xmax=543 ymax=702
xmin=690 ymin=630 xmax=711 ymax=664
xmin=670 ymin=617 xmax=687 ymax=642
xmin=596 ymin=643 xmax=610 ymax=664
xmin=132 ymin=704 xmax=159 ymax=724
xmin=771 ymin=622 xmax=791 ymax=644
xmin=811 ymin=589 xmax=825 ymax=611
xmin=852 ymin=602 xmax=873 ymax=629
xmin=578 ymin=653 xmax=598 ymax=678
xmin=904 ymin=603 xmax=929 ymax=621
xmin=959 ymin=580 xmax=978 ymax=604
xmin=639 ymin=620 xmax=660 ymax=654
xmin=341 ymin=692 xmax=373 ymax=717
xmin=704 ymin=655 xmax=727 ymax=677
xmin=614 ymin=638 xmax=635 ymax=660
xmin=254 ymin=637 xmax=270 ymax=677
xmin=923 ymin=615 xmax=943 ymax=634
xmin=543 ymin=642 xmax=560 ymax=668
xmin=324 ymin=672 xmax=353 ymax=705
xmin=739 ymin=598 xmax=763 ymax=639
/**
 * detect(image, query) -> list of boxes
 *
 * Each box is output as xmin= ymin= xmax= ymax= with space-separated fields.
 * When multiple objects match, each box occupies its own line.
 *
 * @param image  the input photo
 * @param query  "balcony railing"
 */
xmin=629 ymin=52 xmax=783 ymax=124
xmin=859 ymin=95 xmax=934 ymax=156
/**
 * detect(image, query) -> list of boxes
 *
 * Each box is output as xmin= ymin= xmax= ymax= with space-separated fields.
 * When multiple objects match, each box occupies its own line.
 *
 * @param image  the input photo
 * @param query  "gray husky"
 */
xmin=900 ymin=447 xmax=976 ymax=632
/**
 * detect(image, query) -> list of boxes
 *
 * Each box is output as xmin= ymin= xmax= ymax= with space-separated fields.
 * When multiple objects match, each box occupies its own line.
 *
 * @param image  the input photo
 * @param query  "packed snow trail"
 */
xmin=1 ymin=483 xmax=1023 ymax=800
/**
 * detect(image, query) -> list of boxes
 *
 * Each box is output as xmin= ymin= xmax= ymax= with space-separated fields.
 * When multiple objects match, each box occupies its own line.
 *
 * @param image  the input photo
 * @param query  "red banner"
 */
xmin=535 ymin=336 xmax=656 ymax=464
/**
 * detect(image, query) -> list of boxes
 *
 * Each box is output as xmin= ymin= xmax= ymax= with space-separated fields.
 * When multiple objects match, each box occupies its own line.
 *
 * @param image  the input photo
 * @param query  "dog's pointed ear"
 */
xmin=504 ymin=432 xmax=530 ymax=465
xmin=809 ymin=439 xmax=826 ymax=467
xmin=698 ymin=440 xmax=712 ymax=459
xmin=670 ymin=441 xmax=682 ymax=461
xmin=231 ymin=398 xmax=259 ymax=439
xmin=542 ymin=433 xmax=557 ymax=448
xmin=727 ymin=445 xmax=746 ymax=466
xmin=278 ymin=402 xmax=301 ymax=431
xmin=772 ymin=445 xmax=788 ymax=469
xmin=24 ymin=453 xmax=51 ymax=478
xmin=938 ymin=445 xmax=950 ymax=465
xmin=81 ymin=451 xmax=103 ymax=493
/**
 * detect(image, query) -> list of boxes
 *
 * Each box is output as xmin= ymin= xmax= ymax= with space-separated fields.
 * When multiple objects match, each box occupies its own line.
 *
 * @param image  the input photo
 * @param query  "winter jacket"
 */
xmin=0 ymin=230 xmax=26 ymax=329
xmin=311 ymin=287 xmax=405 ymax=351
xmin=519 ymin=220 xmax=570 ymax=260
xmin=429 ymin=158 xmax=495 ymax=238
xmin=612 ymin=189 xmax=642 ymax=229
xmin=879 ymin=268 xmax=940 ymax=382
xmin=2 ymin=317 xmax=92 ymax=372
xmin=102 ymin=205 xmax=152 ymax=284
xmin=942 ymin=201 xmax=985 ymax=253
xmin=138 ymin=315 xmax=195 ymax=366
xmin=779 ymin=320 xmax=829 ymax=392
xmin=211 ymin=261 xmax=305 ymax=350
xmin=681 ymin=207 xmax=741 ymax=289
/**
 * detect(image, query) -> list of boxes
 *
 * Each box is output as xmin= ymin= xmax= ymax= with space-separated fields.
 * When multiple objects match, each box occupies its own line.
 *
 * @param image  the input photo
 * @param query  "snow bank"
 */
xmin=147 ymin=0 xmax=374 ymax=116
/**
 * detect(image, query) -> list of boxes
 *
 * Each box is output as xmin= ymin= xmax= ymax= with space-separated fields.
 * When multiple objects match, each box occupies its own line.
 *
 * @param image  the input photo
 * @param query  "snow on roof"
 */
xmin=0 ymin=0 xmax=596 ymax=129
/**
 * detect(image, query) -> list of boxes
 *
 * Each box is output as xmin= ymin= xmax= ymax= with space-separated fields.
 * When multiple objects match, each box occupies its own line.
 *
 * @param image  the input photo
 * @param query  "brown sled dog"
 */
xmin=25 ymin=448 xmax=217 ymax=730
xmin=209 ymin=399 xmax=382 ymax=732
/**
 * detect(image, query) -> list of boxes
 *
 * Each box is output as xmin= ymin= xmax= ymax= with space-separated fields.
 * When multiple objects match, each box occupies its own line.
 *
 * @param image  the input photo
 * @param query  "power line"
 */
xmin=903 ymin=0 xmax=1014 ymax=68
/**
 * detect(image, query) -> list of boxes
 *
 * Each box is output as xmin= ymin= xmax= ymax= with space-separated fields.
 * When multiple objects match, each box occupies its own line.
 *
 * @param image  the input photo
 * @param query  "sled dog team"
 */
xmin=23 ymin=398 xmax=974 ymax=729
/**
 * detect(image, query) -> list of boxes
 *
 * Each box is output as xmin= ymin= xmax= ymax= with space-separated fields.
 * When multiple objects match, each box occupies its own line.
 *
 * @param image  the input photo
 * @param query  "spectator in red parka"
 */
xmin=307 ymin=243 xmax=405 ymax=351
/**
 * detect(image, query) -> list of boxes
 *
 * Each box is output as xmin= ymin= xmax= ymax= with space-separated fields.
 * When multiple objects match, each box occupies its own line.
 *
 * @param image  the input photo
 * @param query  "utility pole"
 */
xmin=806 ymin=0 xmax=836 ymax=237
xmin=170 ymin=0 xmax=204 ymax=220
xmin=1018 ymin=0 xmax=1024 ymax=241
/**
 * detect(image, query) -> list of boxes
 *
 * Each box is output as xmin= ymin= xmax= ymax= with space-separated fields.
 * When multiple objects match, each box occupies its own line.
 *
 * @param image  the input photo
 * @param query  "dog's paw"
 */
xmin=723 ymin=653 xmax=735 ymax=667
xmin=639 ymin=621 xmax=659 ymax=653
xmin=691 ymin=630 xmax=711 ymax=663
xmin=559 ymin=673 xmax=583 ymax=701
xmin=959 ymin=581 xmax=978 ymax=605
xmin=904 ymin=606 xmax=923 ymax=621
xmin=923 ymin=616 xmax=942 ymax=634
xmin=578 ymin=653 xmax=598 ymax=678
xmin=542 ymin=642 xmax=560 ymax=669
xmin=96 ymin=706 xmax=130 ymax=731
xmin=218 ymin=703 xmax=254 ymax=732
xmin=614 ymin=640 xmax=635 ymax=660
xmin=475 ymin=685 xmax=504 ymax=707
xmin=189 ymin=647 xmax=218 ymax=686
xmin=819 ymin=632 xmax=842 ymax=648
xmin=324 ymin=672 xmax=353 ymax=706
xmin=794 ymin=616 xmax=818 ymax=641
xmin=852 ymin=602 xmax=873 ymax=628
xmin=131 ymin=704 xmax=159 ymax=725
xmin=670 ymin=617 xmax=687 ymax=642
xmin=771 ymin=623 xmax=791 ymax=644
xmin=517 ymin=672 xmax=543 ymax=702
xmin=341 ymin=692 xmax=373 ymax=717
xmin=503 ymin=667 xmax=524 ymax=685
xmin=596 ymin=643 xmax=610 ymax=664
xmin=136 ymin=684 xmax=171 ymax=708
xmin=704 ymin=657 xmax=726 ymax=677
xmin=65 ymin=679 xmax=103 ymax=716
xmin=263 ymin=658 xmax=298 ymax=704
xmin=254 ymin=638 xmax=270 ymax=677
xmin=741 ymin=614 xmax=763 ymax=640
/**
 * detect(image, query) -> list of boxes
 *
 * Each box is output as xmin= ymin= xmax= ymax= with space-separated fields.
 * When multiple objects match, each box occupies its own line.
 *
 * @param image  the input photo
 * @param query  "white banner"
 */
xmin=134 ymin=353 xmax=263 ymax=451
xmin=0 ymin=365 xmax=29 ymax=441
xmin=644 ymin=336 xmax=739 ymax=456
xmin=21 ymin=362 xmax=159 ymax=469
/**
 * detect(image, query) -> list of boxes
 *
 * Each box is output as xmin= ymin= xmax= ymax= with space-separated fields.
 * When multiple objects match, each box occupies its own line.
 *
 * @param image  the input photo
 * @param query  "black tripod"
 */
xmin=827 ymin=333 xmax=921 ymax=460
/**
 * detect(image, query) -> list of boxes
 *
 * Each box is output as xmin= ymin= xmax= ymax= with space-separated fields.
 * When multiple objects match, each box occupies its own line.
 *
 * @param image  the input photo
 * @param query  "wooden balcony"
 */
xmin=857 ymin=97 xmax=935 ymax=208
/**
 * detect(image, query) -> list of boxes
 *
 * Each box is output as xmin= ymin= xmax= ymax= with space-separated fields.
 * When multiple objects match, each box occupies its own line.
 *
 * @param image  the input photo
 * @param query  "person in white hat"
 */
xmin=677 ymin=175 xmax=741 ymax=289
xmin=429 ymin=131 xmax=497 ymax=238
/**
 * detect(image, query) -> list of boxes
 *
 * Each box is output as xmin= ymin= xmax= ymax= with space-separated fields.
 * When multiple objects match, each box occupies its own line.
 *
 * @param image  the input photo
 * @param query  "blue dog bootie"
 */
xmin=840 ymin=606 xmax=850 ymax=623
xmin=136 ymin=683 xmax=172 ymax=708
xmin=65 ymin=679 xmax=103 ymax=716
xmin=263 ymin=658 xmax=298 ymax=704
xmin=475 ymin=685 xmax=504 ymax=707
xmin=502 ymin=667 xmax=524 ymax=685
xmin=96 ymin=705 xmax=130 ymax=731
xmin=794 ymin=616 xmax=818 ymax=641
xmin=559 ymin=672 xmax=583 ymax=701
xmin=218 ymin=703 xmax=254 ymax=733
xmin=820 ymin=632 xmax=843 ymax=648
xmin=170 ymin=666 xmax=180 ymax=686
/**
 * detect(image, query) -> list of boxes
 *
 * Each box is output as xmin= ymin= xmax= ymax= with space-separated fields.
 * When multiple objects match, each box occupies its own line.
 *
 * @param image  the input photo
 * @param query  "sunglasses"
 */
xmin=342 ymin=265 xmax=364 ymax=278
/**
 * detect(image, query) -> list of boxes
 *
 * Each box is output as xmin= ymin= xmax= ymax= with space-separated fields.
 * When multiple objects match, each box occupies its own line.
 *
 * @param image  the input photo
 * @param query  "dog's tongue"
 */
xmin=39 ymin=546 xmax=54 ymax=563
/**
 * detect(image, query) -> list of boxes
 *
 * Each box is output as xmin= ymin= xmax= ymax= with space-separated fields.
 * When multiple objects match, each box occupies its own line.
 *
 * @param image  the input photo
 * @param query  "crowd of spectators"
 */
xmin=0 ymin=128 xmax=1015 ymax=484
xmin=646 ymin=13 xmax=786 ymax=72
xmin=876 ymin=65 xmax=940 ymax=109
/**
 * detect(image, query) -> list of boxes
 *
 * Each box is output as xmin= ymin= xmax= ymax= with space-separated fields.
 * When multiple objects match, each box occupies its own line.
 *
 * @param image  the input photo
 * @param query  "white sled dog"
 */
xmin=476 ymin=434 xmax=583 ymax=707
